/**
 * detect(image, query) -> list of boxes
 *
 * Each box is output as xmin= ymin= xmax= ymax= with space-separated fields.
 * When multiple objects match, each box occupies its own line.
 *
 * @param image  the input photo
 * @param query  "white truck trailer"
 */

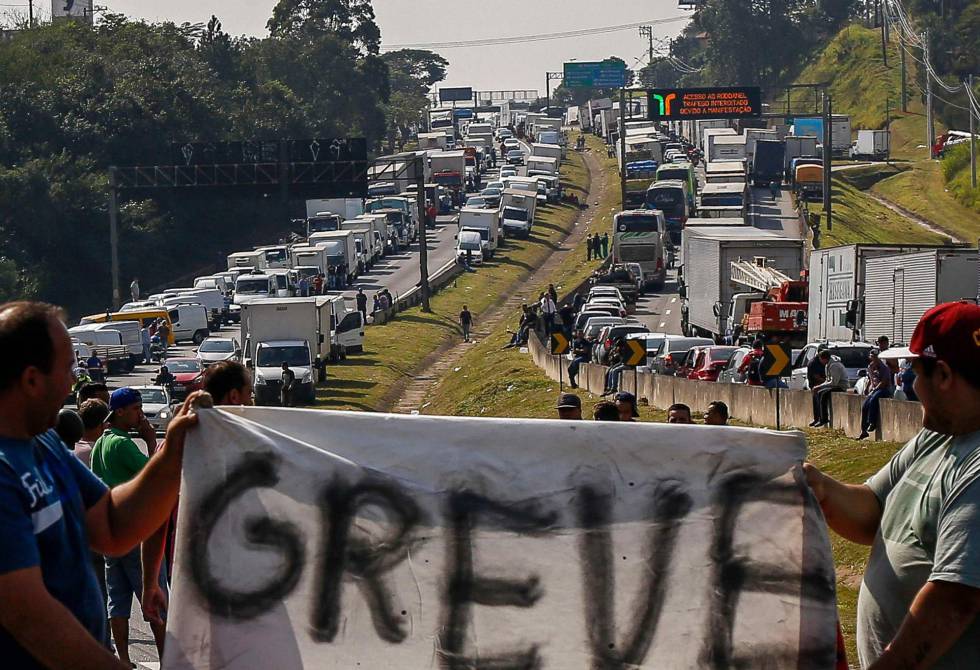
xmin=457 ymin=207 xmax=500 ymax=258
xmin=680 ymin=226 xmax=804 ymax=340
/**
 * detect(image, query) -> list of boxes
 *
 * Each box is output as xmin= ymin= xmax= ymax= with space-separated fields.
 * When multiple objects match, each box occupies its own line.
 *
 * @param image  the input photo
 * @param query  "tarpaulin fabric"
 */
xmin=163 ymin=407 xmax=837 ymax=669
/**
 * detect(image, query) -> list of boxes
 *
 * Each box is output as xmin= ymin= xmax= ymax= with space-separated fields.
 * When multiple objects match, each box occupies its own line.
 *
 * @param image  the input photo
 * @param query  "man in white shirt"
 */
xmin=810 ymin=350 xmax=848 ymax=427
xmin=539 ymin=292 xmax=557 ymax=337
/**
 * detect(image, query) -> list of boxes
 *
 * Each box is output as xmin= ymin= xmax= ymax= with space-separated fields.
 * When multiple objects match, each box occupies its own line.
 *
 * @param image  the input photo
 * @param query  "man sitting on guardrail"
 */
xmin=804 ymin=302 xmax=980 ymax=668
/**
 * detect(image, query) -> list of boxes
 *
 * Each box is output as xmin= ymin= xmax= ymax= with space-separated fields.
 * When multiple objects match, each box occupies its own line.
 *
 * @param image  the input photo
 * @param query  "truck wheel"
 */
xmin=193 ymin=330 xmax=208 ymax=346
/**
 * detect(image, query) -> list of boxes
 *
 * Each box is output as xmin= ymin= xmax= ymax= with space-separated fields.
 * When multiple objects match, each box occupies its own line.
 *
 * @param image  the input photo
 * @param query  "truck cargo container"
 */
xmin=680 ymin=226 xmax=803 ymax=341
xmin=702 ymin=127 xmax=736 ymax=154
xmin=743 ymin=128 xmax=778 ymax=167
xmin=805 ymin=244 xmax=962 ymax=343
xmin=783 ymin=136 xmax=819 ymax=179
xmin=792 ymin=115 xmax=851 ymax=155
xmin=750 ymin=139 xmax=787 ymax=186
xmin=708 ymin=135 xmax=747 ymax=163
xmin=862 ymin=249 xmax=976 ymax=344
xmin=850 ymin=129 xmax=890 ymax=160
xmin=305 ymin=198 xmax=364 ymax=221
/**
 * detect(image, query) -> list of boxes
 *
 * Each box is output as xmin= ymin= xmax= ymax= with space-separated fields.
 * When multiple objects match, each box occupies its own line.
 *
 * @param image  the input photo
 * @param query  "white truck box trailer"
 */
xmin=708 ymin=135 xmax=747 ymax=163
xmin=680 ymin=226 xmax=803 ymax=339
xmin=862 ymin=249 xmax=977 ymax=345
xmin=701 ymin=127 xmax=736 ymax=154
xmin=457 ymin=207 xmax=500 ymax=256
xmin=305 ymin=198 xmax=364 ymax=220
xmin=806 ymin=244 xmax=957 ymax=343
xmin=531 ymin=143 xmax=563 ymax=163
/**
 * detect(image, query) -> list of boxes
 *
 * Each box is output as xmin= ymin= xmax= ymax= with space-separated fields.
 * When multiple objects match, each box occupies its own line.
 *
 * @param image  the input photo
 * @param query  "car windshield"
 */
xmin=200 ymin=339 xmax=235 ymax=353
xmin=617 ymin=215 xmax=660 ymax=233
xmin=507 ymin=150 xmax=522 ymax=157
xmin=833 ymin=347 xmax=872 ymax=368
xmin=709 ymin=347 xmax=738 ymax=361
xmin=167 ymin=360 xmax=201 ymax=373
xmin=264 ymin=249 xmax=287 ymax=263
xmin=236 ymin=278 xmax=270 ymax=294
xmin=466 ymin=198 xmax=486 ymax=207
xmin=135 ymin=388 xmax=168 ymax=404
xmin=502 ymin=207 xmax=528 ymax=222
xmin=482 ymin=188 xmax=501 ymax=196
xmin=645 ymin=187 xmax=684 ymax=213
xmin=256 ymin=345 xmax=310 ymax=367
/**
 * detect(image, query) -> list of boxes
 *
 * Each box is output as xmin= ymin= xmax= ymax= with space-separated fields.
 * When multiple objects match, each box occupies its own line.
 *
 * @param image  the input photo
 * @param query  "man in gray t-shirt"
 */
xmin=805 ymin=302 xmax=980 ymax=668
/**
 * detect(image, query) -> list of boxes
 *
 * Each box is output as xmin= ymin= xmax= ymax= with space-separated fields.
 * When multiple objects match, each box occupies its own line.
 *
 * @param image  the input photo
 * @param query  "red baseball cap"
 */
xmin=878 ymin=302 xmax=980 ymax=370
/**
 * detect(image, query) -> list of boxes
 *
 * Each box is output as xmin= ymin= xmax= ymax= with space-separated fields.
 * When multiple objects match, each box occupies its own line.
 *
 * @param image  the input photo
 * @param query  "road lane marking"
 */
xmin=659 ymin=321 xmax=666 ymax=328
xmin=665 ymin=309 xmax=671 ymax=315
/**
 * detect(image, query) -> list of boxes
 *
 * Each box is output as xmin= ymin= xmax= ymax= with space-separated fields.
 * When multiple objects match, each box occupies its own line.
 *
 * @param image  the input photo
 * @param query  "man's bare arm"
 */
xmin=803 ymin=463 xmax=883 ymax=545
xmin=0 ymin=567 xmax=128 ymax=670
xmin=869 ymin=580 xmax=980 ymax=669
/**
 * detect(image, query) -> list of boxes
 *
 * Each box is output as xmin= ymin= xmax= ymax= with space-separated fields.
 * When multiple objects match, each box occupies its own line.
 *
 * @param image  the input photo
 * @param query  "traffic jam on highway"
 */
xmin=66 ymin=110 xmax=569 ymax=412
xmin=543 ymin=93 xmax=975 ymax=426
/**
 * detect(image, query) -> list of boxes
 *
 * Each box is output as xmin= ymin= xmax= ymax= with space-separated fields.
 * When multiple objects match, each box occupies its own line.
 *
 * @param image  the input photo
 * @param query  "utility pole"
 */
xmin=970 ymin=74 xmax=977 ymax=189
xmin=27 ymin=0 xmax=33 ymax=26
xmin=619 ymin=88 xmax=627 ymax=209
xmin=823 ymin=93 xmax=833 ymax=231
xmin=108 ymin=167 xmax=122 ymax=309
xmin=414 ymin=155 xmax=431 ymax=312
xmin=882 ymin=0 xmax=889 ymax=65
xmin=924 ymin=30 xmax=935 ymax=158
xmin=900 ymin=23 xmax=908 ymax=111
xmin=886 ymin=94 xmax=892 ymax=164
xmin=639 ymin=26 xmax=654 ymax=86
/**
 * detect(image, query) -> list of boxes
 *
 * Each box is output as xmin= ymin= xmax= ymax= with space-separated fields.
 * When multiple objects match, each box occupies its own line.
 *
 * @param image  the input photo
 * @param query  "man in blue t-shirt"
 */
xmin=0 ymin=301 xmax=201 ymax=669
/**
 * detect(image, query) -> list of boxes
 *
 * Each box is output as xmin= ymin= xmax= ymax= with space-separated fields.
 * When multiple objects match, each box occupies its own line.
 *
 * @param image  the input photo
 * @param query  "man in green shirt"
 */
xmin=91 ymin=388 xmax=167 ymax=666
xmin=805 ymin=302 xmax=980 ymax=669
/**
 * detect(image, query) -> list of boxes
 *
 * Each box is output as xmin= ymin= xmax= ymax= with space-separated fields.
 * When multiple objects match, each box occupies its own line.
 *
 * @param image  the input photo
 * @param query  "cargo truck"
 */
xmin=457 ymin=207 xmax=500 ymax=258
xmin=805 ymin=243 xmax=958 ymax=343
xmin=526 ymin=156 xmax=558 ymax=176
xmin=743 ymin=128 xmax=777 ymax=167
xmin=305 ymin=198 xmax=364 ymax=221
xmin=679 ymin=226 xmax=803 ymax=341
xmin=783 ymin=136 xmax=819 ymax=180
xmin=849 ymin=129 xmax=890 ymax=160
xmin=227 ymin=250 xmax=267 ymax=272
xmin=702 ymin=127 xmax=736 ymax=155
xmin=428 ymin=150 xmax=467 ymax=202
xmin=499 ymin=189 xmax=536 ymax=238
xmin=750 ymin=139 xmax=786 ymax=186
xmin=861 ymin=249 xmax=976 ymax=345
xmin=708 ymin=135 xmax=747 ymax=162
xmin=792 ymin=115 xmax=851 ymax=155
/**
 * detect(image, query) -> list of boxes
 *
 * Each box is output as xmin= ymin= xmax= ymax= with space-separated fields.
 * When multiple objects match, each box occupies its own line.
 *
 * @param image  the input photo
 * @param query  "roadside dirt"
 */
xmin=390 ymin=149 xmax=606 ymax=414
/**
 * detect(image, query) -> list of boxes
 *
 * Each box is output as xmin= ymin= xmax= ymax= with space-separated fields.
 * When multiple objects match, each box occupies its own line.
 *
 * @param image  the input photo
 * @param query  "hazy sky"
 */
xmin=91 ymin=0 xmax=692 ymax=91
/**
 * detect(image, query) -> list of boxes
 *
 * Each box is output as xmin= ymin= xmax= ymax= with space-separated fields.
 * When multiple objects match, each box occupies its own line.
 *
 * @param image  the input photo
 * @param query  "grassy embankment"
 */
xmin=794 ymin=24 xmax=979 ymax=243
xmin=316 ymin=136 xmax=590 ymax=411
xmin=423 ymin=134 xmax=898 ymax=661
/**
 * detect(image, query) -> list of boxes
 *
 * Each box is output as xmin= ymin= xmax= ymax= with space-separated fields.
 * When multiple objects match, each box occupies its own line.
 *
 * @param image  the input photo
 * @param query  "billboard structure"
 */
xmin=438 ymin=87 xmax=474 ymax=103
xmin=51 ymin=0 xmax=93 ymax=22
xmin=647 ymin=87 xmax=762 ymax=120
xmin=563 ymin=60 xmax=628 ymax=89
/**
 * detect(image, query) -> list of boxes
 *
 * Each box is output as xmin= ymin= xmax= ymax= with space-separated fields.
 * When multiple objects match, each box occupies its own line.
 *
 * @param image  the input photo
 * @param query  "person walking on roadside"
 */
xmin=858 ymin=348 xmax=894 ymax=440
xmin=459 ymin=305 xmax=473 ymax=342
xmin=157 ymin=318 xmax=170 ymax=352
xmin=91 ymin=388 xmax=169 ymax=666
xmin=567 ymin=330 xmax=591 ymax=389
xmin=810 ymin=350 xmax=848 ymax=427
xmin=556 ymin=393 xmax=582 ymax=420
xmin=280 ymin=362 xmax=296 ymax=407
xmin=587 ymin=234 xmax=595 ymax=261
xmin=547 ymin=283 xmax=558 ymax=305
xmin=600 ymin=232 xmax=609 ymax=258
xmin=129 ymin=278 xmax=140 ymax=302
xmin=539 ymin=291 xmax=557 ymax=338
xmin=558 ymin=302 xmax=575 ymax=340
xmin=140 ymin=326 xmax=152 ymax=364
xmin=356 ymin=288 xmax=368 ymax=322
xmin=804 ymin=302 xmax=980 ymax=669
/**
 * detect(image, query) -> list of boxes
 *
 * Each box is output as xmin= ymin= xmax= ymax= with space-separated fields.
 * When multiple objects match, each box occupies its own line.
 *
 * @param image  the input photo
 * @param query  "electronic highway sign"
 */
xmin=647 ymin=86 xmax=762 ymax=120
xmin=438 ymin=87 xmax=474 ymax=103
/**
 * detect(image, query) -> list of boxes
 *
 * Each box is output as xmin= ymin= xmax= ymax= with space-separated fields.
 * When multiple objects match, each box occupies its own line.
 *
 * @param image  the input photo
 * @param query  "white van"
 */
xmin=194 ymin=274 xmax=232 ymax=296
xmin=164 ymin=304 xmax=211 ymax=344
xmin=174 ymin=288 xmax=226 ymax=328
xmin=456 ymin=230 xmax=484 ymax=265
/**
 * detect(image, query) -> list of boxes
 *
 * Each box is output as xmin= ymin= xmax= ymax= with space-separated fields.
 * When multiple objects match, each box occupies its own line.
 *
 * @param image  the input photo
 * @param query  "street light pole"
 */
xmin=414 ymin=155 xmax=431 ymax=312
xmin=969 ymin=74 xmax=977 ymax=189
xmin=108 ymin=167 xmax=122 ymax=309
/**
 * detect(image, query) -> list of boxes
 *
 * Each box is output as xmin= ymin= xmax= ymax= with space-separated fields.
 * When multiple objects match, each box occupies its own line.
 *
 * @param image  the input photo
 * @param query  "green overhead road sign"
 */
xmin=563 ymin=61 xmax=627 ymax=89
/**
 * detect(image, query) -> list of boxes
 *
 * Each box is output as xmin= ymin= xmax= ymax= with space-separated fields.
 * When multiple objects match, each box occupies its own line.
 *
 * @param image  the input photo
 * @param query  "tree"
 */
xmin=267 ymin=0 xmax=380 ymax=54
xmin=381 ymin=49 xmax=448 ymax=149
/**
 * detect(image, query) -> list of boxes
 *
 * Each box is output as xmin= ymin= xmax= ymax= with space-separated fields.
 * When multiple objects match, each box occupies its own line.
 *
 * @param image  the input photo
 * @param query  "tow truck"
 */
xmin=729 ymin=258 xmax=808 ymax=346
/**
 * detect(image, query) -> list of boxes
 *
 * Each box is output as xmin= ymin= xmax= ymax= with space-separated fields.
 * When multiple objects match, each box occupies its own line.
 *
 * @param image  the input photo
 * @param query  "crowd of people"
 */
xmin=2 ymin=298 xmax=979 ymax=669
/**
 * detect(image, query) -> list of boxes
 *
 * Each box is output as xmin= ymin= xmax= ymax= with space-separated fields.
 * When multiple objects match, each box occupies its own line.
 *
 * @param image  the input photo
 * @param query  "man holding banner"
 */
xmin=0 ymin=301 xmax=199 ymax=670
xmin=806 ymin=302 xmax=980 ymax=668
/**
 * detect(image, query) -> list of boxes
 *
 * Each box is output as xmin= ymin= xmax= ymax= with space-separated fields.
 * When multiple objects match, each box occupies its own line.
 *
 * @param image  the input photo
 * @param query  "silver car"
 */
xmin=197 ymin=337 xmax=242 ymax=366
xmin=716 ymin=347 xmax=750 ymax=384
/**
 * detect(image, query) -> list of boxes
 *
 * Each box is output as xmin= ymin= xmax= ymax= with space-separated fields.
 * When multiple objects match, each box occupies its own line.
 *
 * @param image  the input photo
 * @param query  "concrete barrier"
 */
xmin=832 ymin=393 xmax=866 ymax=438
xmin=880 ymin=399 xmax=922 ymax=444
xmin=526 ymin=333 xmax=924 ymax=442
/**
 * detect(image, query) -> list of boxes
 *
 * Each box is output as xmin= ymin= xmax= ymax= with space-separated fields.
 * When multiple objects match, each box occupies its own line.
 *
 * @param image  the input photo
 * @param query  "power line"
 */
xmin=379 ymin=16 xmax=689 ymax=51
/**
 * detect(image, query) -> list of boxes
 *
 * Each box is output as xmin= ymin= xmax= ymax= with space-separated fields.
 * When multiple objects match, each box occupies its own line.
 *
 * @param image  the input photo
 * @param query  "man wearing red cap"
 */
xmin=805 ymin=302 xmax=980 ymax=668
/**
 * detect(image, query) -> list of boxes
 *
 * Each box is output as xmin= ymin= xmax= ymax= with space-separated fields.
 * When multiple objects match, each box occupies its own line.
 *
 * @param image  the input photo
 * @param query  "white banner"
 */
xmin=163 ymin=408 xmax=837 ymax=669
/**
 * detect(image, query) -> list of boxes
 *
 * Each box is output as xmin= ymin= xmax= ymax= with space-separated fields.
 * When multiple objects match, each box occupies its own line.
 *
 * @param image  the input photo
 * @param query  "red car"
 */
xmin=161 ymin=357 xmax=205 ymax=400
xmin=686 ymin=346 xmax=739 ymax=382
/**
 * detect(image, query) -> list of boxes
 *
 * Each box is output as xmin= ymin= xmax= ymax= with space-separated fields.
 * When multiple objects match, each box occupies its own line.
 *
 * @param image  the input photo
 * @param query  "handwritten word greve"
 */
xmin=185 ymin=452 xmax=836 ymax=669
